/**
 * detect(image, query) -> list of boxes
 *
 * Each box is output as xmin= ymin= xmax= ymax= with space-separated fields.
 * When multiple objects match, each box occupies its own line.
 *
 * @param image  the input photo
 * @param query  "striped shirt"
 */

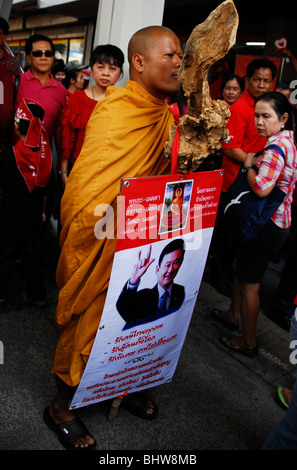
xmin=254 ymin=130 xmax=297 ymax=229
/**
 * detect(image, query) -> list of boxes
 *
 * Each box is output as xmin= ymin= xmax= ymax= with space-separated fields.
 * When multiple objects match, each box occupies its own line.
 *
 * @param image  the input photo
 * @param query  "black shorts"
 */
xmin=235 ymin=220 xmax=289 ymax=284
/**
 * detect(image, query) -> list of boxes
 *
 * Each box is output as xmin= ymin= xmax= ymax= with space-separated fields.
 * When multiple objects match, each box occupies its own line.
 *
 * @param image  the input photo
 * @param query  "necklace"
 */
xmin=91 ymin=87 xmax=103 ymax=101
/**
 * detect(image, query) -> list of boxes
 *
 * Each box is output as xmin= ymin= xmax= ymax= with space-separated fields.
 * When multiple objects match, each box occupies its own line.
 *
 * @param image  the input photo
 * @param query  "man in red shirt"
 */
xmin=0 ymin=17 xmax=22 ymax=150
xmin=15 ymin=34 xmax=67 ymax=143
xmin=15 ymin=34 xmax=67 ymax=224
xmin=211 ymin=58 xmax=277 ymax=297
xmin=221 ymin=58 xmax=277 ymax=192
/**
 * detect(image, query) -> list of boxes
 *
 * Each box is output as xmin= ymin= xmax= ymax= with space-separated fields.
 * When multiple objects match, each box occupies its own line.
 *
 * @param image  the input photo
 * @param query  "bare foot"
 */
xmin=221 ymin=334 xmax=258 ymax=357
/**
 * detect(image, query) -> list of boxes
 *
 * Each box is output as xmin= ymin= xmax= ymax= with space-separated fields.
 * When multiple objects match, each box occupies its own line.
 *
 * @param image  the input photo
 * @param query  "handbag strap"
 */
xmin=252 ymin=144 xmax=287 ymax=190
xmin=254 ymin=144 xmax=286 ymax=161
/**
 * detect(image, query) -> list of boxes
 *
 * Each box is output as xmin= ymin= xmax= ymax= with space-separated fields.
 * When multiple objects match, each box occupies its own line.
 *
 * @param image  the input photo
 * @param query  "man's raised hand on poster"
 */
xmin=130 ymin=245 xmax=155 ymax=286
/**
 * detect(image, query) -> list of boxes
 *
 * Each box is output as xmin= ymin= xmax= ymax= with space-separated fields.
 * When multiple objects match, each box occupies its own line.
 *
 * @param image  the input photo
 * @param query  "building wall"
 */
xmin=7 ymin=12 xmax=92 ymax=68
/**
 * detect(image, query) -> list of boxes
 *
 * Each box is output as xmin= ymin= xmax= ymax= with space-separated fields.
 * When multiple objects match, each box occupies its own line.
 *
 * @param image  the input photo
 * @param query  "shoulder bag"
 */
xmin=222 ymin=144 xmax=286 ymax=244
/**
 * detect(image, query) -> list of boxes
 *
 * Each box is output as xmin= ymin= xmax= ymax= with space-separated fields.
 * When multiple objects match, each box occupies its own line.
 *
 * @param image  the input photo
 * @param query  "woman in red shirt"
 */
xmin=58 ymin=44 xmax=124 ymax=188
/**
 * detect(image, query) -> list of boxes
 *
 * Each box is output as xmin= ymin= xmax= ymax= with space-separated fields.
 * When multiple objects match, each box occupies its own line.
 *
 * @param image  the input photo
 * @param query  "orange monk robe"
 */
xmin=53 ymin=81 xmax=173 ymax=387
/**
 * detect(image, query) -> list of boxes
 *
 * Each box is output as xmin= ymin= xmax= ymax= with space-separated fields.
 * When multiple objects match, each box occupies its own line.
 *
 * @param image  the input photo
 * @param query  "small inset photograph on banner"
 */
xmin=159 ymin=180 xmax=193 ymax=234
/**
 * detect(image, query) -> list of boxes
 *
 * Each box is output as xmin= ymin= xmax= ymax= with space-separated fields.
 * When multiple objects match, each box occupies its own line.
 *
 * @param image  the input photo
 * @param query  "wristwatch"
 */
xmin=245 ymin=166 xmax=253 ymax=172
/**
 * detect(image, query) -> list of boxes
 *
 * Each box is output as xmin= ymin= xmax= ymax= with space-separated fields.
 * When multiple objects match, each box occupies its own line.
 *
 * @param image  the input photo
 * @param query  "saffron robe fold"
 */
xmin=53 ymin=81 xmax=172 ymax=386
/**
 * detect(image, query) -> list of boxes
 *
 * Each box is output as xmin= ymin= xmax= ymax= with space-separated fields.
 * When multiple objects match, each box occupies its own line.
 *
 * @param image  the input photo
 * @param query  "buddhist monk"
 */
xmin=44 ymin=25 xmax=183 ymax=450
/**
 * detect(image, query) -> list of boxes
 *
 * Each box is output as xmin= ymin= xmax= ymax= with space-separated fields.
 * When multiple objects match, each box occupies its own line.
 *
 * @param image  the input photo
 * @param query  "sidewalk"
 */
xmin=0 ymin=226 xmax=295 ymax=453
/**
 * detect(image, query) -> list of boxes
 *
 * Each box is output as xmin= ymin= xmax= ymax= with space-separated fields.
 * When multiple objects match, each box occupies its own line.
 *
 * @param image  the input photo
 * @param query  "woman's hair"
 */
xmin=90 ymin=44 xmax=124 ymax=71
xmin=221 ymin=74 xmax=245 ymax=94
xmin=221 ymin=73 xmax=245 ymax=93
xmin=255 ymin=91 xmax=294 ymax=130
xmin=52 ymin=59 xmax=65 ymax=76
xmin=62 ymin=69 xmax=79 ymax=89
xmin=0 ymin=17 xmax=9 ymax=35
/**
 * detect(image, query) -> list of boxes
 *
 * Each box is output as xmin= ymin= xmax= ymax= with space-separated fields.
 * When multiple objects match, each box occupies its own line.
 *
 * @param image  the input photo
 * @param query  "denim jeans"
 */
xmin=262 ymin=311 xmax=297 ymax=450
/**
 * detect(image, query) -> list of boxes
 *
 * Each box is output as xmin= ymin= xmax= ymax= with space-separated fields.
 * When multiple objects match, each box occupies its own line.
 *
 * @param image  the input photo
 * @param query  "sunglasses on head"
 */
xmin=31 ymin=50 xmax=54 ymax=58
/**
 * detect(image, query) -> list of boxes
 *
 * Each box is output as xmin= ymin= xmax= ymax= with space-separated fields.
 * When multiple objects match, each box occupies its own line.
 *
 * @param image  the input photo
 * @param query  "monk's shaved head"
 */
xmin=128 ymin=25 xmax=178 ymax=64
xmin=127 ymin=25 xmax=182 ymax=100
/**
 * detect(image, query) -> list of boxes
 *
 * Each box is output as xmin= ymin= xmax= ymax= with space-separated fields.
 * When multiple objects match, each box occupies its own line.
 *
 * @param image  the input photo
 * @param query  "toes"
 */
xmin=146 ymin=399 xmax=155 ymax=415
xmin=74 ymin=435 xmax=95 ymax=448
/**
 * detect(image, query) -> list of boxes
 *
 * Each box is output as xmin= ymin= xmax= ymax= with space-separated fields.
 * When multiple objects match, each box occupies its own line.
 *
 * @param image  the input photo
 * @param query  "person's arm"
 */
xmin=244 ymin=152 xmax=281 ymax=198
xmin=42 ymin=196 xmax=47 ymax=223
xmin=57 ymin=97 xmax=76 ymax=185
xmin=59 ymin=156 xmax=68 ymax=189
xmin=223 ymin=148 xmax=247 ymax=164
xmin=129 ymin=245 xmax=155 ymax=285
xmin=116 ymin=246 xmax=155 ymax=321
xmin=221 ymin=100 xmax=249 ymax=163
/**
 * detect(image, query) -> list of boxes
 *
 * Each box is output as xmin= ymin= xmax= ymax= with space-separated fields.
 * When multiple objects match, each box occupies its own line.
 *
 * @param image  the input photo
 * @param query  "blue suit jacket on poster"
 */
xmin=116 ymin=281 xmax=185 ymax=330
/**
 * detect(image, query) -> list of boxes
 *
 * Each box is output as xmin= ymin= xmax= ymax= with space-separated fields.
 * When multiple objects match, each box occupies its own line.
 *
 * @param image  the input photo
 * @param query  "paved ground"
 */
xmin=0 ymin=222 xmax=295 ymax=461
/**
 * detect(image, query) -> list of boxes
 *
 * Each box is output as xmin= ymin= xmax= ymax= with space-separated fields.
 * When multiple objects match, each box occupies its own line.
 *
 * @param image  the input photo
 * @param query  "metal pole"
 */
xmin=278 ymin=57 xmax=285 ymax=84
xmin=4 ymin=43 xmax=24 ymax=73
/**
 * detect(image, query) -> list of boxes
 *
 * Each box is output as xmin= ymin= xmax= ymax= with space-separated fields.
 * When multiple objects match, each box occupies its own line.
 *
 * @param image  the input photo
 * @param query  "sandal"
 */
xmin=220 ymin=335 xmax=258 ymax=358
xmin=43 ymin=407 xmax=96 ymax=450
xmin=277 ymin=387 xmax=291 ymax=409
xmin=121 ymin=391 xmax=158 ymax=420
xmin=212 ymin=308 xmax=239 ymax=331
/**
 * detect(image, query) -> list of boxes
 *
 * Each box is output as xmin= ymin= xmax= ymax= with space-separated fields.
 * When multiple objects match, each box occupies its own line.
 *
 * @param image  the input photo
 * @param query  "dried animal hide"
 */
xmin=164 ymin=0 xmax=239 ymax=173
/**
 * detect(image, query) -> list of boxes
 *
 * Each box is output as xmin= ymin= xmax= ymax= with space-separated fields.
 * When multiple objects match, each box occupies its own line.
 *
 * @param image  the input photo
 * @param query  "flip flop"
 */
xmin=220 ymin=335 xmax=258 ymax=358
xmin=121 ymin=392 xmax=158 ymax=420
xmin=277 ymin=387 xmax=290 ymax=409
xmin=212 ymin=308 xmax=239 ymax=331
xmin=43 ymin=407 xmax=96 ymax=450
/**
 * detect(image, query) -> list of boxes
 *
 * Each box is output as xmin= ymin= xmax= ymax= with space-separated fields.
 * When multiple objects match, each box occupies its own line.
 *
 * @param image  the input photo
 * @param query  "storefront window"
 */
xmin=7 ymin=37 xmax=85 ymax=68
xmin=6 ymin=40 xmax=19 ymax=57
xmin=53 ymin=38 xmax=68 ymax=63
xmin=68 ymin=38 xmax=84 ymax=64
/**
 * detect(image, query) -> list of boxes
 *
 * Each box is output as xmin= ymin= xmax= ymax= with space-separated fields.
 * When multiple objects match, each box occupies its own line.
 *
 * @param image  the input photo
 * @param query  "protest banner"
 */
xmin=70 ymin=170 xmax=223 ymax=409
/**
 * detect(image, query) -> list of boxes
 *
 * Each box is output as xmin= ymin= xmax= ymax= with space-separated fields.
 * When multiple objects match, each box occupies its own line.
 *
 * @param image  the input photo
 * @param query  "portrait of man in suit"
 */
xmin=116 ymin=238 xmax=186 ymax=330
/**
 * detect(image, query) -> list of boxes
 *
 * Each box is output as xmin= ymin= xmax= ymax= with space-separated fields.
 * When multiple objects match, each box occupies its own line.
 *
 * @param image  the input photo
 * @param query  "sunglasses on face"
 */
xmin=31 ymin=50 xmax=54 ymax=58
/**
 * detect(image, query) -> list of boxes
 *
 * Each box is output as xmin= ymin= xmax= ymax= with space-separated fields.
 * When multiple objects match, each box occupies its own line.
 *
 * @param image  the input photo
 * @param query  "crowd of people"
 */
xmin=1 ymin=14 xmax=297 ymax=450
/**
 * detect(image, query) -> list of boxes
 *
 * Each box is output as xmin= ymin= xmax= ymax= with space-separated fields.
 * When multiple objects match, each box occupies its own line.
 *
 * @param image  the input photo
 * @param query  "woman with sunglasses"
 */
xmin=15 ymin=34 xmax=67 ymax=143
xmin=58 ymin=44 xmax=124 ymax=189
